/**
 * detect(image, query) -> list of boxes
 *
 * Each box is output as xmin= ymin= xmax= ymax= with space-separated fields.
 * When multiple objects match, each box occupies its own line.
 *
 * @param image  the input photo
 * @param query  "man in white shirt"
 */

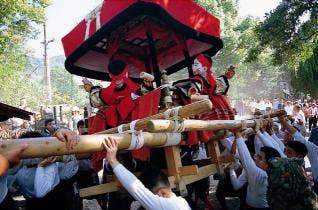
xmin=284 ymin=101 xmax=293 ymax=116
xmin=308 ymin=102 xmax=318 ymax=131
xmin=272 ymin=98 xmax=279 ymax=112
xmin=0 ymin=144 xmax=28 ymax=210
xmin=103 ymin=136 xmax=191 ymax=210
xmin=292 ymin=104 xmax=306 ymax=136
xmin=279 ymin=116 xmax=318 ymax=194
xmin=13 ymin=131 xmax=80 ymax=210
xmin=230 ymin=129 xmax=281 ymax=210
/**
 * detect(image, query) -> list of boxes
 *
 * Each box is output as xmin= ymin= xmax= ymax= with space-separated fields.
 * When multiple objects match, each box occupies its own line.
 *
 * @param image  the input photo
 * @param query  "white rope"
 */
xmin=163 ymin=133 xmax=182 ymax=146
xmin=175 ymin=119 xmax=185 ymax=132
xmin=127 ymin=120 xmax=144 ymax=150
xmin=129 ymin=120 xmax=138 ymax=132
xmin=84 ymin=19 xmax=92 ymax=40
xmin=127 ymin=132 xmax=145 ymax=150
xmin=159 ymin=84 xmax=171 ymax=89
xmin=163 ymin=106 xmax=185 ymax=132
xmin=163 ymin=109 xmax=172 ymax=119
xmin=171 ymin=106 xmax=181 ymax=119
xmin=84 ymin=3 xmax=103 ymax=40
xmin=117 ymin=125 xmax=123 ymax=134
xmin=95 ymin=10 xmax=101 ymax=30
xmin=163 ymin=106 xmax=182 ymax=119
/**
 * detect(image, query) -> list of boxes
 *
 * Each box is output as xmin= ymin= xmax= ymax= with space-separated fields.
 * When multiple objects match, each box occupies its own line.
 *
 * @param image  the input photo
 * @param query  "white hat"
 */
xmin=140 ymin=72 xmax=154 ymax=82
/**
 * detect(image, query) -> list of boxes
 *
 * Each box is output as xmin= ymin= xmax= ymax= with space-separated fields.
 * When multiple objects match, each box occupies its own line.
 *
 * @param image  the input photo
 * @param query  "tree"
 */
xmin=194 ymin=0 xmax=285 ymax=99
xmin=0 ymin=0 xmax=49 ymax=109
xmin=248 ymin=0 xmax=318 ymax=97
xmin=248 ymin=0 xmax=318 ymax=64
xmin=229 ymin=17 xmax=285 ymax=99
xmin=51 ymin=66 xmax=87 ymax=106
xmin=196 ymin=0 xmax=241 ymax=73
xmin=0 ymin=0 xmax=49 ymax=55
xmin=294 ymin=45 xmax=318 ymax=97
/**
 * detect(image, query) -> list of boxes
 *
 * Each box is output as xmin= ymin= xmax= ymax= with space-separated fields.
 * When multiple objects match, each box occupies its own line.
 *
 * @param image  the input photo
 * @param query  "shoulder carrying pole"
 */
xmin=97 ymin=99 xmax=213 ymax=134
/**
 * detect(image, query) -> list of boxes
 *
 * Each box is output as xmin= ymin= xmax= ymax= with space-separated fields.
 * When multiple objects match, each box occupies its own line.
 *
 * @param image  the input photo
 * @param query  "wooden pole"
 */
xmin=254 ymin=110 xmax=286 ymax=119
xmin=146 ymin=119 xmax=254 ymax=133
xmin=190 ymin=95 xmax=209 ymax=103
xmin=80 ymin=163 xmax=217 ymax=197
xmin=145 ymin=110 xmax=287 ymax=133
xmin=97 ymin=99 xmax=213 ymax=134
xmin=0 ymin=132 xmax=181 ymax=158
xmin=147 ymin=31 xmax=161 ymax=87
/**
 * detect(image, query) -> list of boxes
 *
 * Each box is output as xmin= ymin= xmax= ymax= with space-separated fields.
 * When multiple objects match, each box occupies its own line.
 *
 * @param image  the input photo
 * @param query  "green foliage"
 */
xmin=193 ymin=0 xmax=284 ymax=99
xmin=51 ymin=66 xmax=87 ymax=106
xmin=248 ymin=0 xmax=318 ymax=97
xmin=295 ymin=45 xmax=318 ymax=97
xmin=0 ymin=0 xmax=49 ymax=55
xmin=196 ymin=0 xmax=241 ymax=72
xmin=0 ymin=0 xmax=48 ymax=109
xmin=250 ymin=0 xmax=318 ymax=65
xmin=0 ymin=68 xmax=46 ymax=109
xmin=0 ymin=0 xmax=87 ymax=110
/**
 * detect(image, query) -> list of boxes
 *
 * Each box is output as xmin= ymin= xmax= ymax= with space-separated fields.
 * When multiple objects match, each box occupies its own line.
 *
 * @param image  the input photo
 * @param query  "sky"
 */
xmin=27 ymin=0 xmax=281 ymax=58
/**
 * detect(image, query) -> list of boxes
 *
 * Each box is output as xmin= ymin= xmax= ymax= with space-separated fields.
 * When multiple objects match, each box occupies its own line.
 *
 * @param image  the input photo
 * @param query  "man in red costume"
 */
xmin=84 ymin=60 xmax=140 ymax=172
xmin=173 ymin=54 xmax=234 ymax=210
xmin=192 ymin=54 xmax=234 ymax=121
xmin=178 ymin=54 xmax=234 ymax=145
xmin=84 ymin=60 xmax=160 ymax=210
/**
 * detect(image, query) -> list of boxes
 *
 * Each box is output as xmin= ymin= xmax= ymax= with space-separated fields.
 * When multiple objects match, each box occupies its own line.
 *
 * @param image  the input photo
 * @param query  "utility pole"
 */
xmin=42 ymin=23 xmax=54 ymax=104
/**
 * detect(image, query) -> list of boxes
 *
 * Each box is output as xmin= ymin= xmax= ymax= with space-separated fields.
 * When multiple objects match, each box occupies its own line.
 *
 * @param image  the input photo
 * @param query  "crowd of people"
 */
xmin=234 ymin=98 xmax=317 ymax=126
xmin=0 ymin=54 xmax=318 ymax=210
xmin=233 ymin=98 xmax=318 ymax=133
xmin=1 ymin=111 xmax=318 ymax=210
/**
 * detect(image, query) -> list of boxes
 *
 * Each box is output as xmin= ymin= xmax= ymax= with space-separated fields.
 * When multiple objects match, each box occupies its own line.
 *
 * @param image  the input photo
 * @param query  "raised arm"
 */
xmin=229 ymin=169 xmax=247 ymax=190
xmin=234 ymin=132 xmax=265 ymax=184
xmin=258 ymin=132 xmax=285 ymax=157
xmin=280 ymin=116 xmax=318 ymax=164
xmin=254 ymin=119 xmax=285 ymax=157
xmin=270 ymin=133 xmax=285 ymax=152
xmin=104 ymin=137 xmax=162 ymax=209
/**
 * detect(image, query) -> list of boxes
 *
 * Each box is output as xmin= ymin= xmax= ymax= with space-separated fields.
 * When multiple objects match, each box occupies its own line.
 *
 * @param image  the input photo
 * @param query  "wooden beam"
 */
xmin=181 ymin=164 xmax=217 ymax=185
xmin=164 ymin=146 xmax=187 ymax=195
xmin=206 ymin=141 xmax=224 ymax=175
xmin=219 ymin=154 xmax=235 ymax=163
xmin=191 ymin=95 xmax=209 ymax=103
xmin=0 ymin=132 xmax=181 ymax=158
xmin=79 ymin=164 xmax=217 ymax=198
xmin=80 ymin=181 xmax=120 ymax=198
xmin=146 ymin=31 xmax=161 ymax=87
xmin=97 ymin=99 xmax=212 ymax=134
xmin=178 ymin=165 xmax=199 ymax=176
xmin=146 ymin=119 xmax=255 ymax=133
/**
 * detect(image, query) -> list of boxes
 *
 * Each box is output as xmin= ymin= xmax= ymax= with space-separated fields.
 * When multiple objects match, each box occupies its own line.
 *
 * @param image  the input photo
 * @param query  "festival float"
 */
xmin=0 ymin=0 xmax=286 ymax=198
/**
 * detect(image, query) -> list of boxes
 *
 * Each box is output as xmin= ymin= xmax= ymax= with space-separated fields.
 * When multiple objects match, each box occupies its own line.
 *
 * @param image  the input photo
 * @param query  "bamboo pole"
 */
xmin=79 ymin=163 xmax=217 ymax=197
xmin=0 ymin=132 xmax=181 ymax=158
xmin=96 ymin=99 xmax=213 ymax=134
xmin=144 ymin=110 xmax=287 ymax=133
xmin=145 ymin=119 xmax=255 ymax=133
xmin=190 ymin=95 xmax=209 ymax=102
xmin=254 ymin=110 xmax=286 ymax=119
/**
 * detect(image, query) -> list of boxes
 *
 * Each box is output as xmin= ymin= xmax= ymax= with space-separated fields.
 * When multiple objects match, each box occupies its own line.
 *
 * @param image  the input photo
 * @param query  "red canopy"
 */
xmin=62 ymin=0 xmax=223 ymax=81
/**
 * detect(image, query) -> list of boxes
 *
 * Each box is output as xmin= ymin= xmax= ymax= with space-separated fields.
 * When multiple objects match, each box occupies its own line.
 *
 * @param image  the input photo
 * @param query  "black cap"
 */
xmin=108 ymin=60 xmax=126 ymax=75
xmin=0 ymin=115 xmax=9 ymax=122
